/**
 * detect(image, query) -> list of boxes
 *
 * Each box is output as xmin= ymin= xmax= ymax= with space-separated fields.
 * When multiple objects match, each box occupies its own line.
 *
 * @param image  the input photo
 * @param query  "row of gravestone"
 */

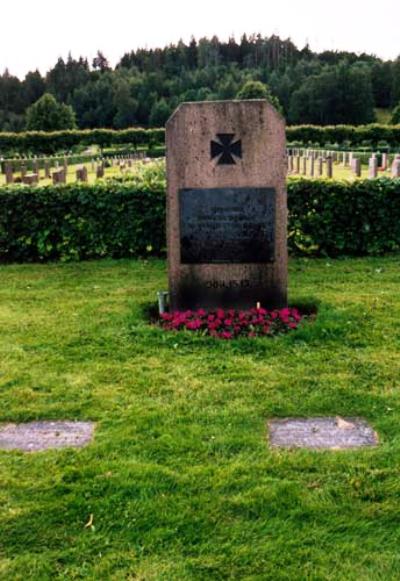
xmin=2 ymin=154 xmax=151 ymax=185
xmin=288 ymin=151 xmax=400 ymax=178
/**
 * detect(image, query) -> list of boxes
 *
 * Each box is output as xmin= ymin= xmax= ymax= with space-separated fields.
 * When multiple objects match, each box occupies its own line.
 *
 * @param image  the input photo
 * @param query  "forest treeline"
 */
xmin=1 ymin=34 xmax=400 ymax=131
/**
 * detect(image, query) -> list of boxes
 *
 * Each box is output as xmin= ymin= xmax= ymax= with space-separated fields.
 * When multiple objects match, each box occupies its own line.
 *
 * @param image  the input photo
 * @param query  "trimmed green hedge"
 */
xmin=0 ymin=128 xmax=164 ymax=156
xmin=1 ymin=123 xmax=400 ymax=156
xmin=0 ymin=178 xmax=399 ymax=263
xmin=0 ymin=182 xmax=166 ymax=262
xmin=288 ymin=178 xmax=400 ymax=255
xmin=286 ymin=124 xmax=400 ymax=148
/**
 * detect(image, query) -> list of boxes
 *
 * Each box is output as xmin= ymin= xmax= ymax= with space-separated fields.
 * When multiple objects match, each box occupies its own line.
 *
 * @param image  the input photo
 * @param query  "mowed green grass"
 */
xmin=0 ymin=257 xmax=400 ymax=580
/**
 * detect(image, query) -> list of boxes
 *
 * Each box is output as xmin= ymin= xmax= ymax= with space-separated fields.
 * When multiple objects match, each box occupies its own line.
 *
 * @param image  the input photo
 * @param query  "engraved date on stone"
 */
xmin=205 ymin=279 xmax=251 ymax=289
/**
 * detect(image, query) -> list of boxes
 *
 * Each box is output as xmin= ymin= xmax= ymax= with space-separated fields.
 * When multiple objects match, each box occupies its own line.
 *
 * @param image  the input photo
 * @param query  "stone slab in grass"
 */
xmin=0 ymin=421 xmax=95 ymax=452
xmin=268 ymin=417 xmax=378 ymax=450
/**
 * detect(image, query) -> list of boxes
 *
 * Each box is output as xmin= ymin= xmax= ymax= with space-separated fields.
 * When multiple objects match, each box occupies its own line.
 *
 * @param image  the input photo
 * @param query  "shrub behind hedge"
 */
xmin=0 ymin=178 xmax=399 ymax=263
xmin=1 ymin=123 xmax=400 ymax=156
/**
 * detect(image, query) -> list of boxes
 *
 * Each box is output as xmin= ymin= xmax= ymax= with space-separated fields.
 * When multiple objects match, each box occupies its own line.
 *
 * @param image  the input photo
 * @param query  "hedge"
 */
xmin=288 ymin=178 xmax=400 ymax=255
xmin=0 ymin=178 xmax=399 ymax=263
xmin=0 ymin=128 xmax=165 ymax=156
xmin=0 ymin=182 xmax=166 ymax=262
xmin=286 ymin=124 xmax=400 ymax=148
xmin=1 ymin=123 xmax=400 ymax=156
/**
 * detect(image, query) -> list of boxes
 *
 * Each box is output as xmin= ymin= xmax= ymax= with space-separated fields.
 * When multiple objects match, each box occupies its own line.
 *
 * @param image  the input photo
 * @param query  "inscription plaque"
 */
xmin=180 ymin=187 xmax=275 ymax=264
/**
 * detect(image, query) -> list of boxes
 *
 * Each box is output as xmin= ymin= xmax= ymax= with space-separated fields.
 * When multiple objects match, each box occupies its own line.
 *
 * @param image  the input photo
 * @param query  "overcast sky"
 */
xmin=2 ymin=0 xmax=399 ymax=78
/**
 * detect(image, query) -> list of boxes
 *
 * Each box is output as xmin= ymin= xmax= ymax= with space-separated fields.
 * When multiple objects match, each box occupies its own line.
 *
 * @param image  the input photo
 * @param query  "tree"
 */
xmin=22 ymin=70 xmax=46 ymax=107
xmin=392 ymin=103 xmax=400 ymax=124
xmin=289 ymin=62 xmax=375 ymax=125
xmin=149 ymin=98 xmax=171 ymax=126
xmin=26 ymin=93 xmax=76 ymax=131
xmin=72 ymin=75 xmax=116 ymax=128
xmin=92 ymin=51 xmax=110 ymax=72
xmin=113 ymin=78 xmax=139 ymax=128
xmin=236 ymin=80 xmax=283 ymax=113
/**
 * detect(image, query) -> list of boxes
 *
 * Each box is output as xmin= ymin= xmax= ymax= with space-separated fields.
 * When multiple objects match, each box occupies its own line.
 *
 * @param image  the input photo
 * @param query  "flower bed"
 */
xmin=160 ymin=307 xmax=304 ymax=339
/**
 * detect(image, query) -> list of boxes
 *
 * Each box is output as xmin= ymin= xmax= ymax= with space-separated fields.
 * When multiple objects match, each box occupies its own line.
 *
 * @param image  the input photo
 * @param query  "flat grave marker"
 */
xmin=268 ymin=417 xmax=378 ymax=450
xmin=0 ymin=421 xmax=95 ymax=452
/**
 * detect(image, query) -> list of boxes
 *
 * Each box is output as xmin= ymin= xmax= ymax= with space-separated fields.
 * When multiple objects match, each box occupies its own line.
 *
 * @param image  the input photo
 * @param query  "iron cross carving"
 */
xmin=210 ymin=133 xmax=242 ymax=165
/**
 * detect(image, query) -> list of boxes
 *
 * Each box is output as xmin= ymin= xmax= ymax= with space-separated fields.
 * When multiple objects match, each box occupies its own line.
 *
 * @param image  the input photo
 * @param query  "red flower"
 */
xmin=220 ymin=331 xmax=233 ymax=340
xmin=186 ymin=319 xmax=202 ymax=330
xmin=160 ymin=306 xmax=304 ymax=339
xmin=160 ymin=313 xmax=172 ymax=321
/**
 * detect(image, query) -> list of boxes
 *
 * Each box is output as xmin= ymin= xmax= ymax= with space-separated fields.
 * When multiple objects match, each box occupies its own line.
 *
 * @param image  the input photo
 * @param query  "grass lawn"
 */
xmin=1 ymin=256 xmax=400 ymax=580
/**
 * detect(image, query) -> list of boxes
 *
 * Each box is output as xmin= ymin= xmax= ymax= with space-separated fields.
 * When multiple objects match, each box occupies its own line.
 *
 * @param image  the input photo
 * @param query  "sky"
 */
xmin=1 ymin=0 xmax=399 ymax=78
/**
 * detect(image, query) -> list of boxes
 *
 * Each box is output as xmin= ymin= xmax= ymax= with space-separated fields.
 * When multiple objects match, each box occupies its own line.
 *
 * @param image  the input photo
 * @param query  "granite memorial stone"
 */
xmin=166 ymin=100 xmax=287 ymax=310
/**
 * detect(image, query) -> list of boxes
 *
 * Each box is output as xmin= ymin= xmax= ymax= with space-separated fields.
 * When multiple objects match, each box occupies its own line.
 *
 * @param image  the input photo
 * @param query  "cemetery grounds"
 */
xmin=1 ymin=150 xmax=398 ymax=186
xmin=0 ymin=253 xmax=400 ymax=579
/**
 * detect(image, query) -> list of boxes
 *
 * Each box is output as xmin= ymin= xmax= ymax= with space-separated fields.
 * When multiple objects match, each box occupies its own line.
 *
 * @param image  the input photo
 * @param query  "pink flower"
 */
xmin=160 ymin=313 xmax=172 ymax=321
xmin=186 ymin=319 xmax=202 ymax=330
xmin=220 ymin=331 xmax=233 ymax=340
xmin=160 ymin=306 xmax=303 ymax=340
xmin=291 ymin=309 xmax=301 ymax=322
xmin=216 ymin=308 xmax=225 ymax=320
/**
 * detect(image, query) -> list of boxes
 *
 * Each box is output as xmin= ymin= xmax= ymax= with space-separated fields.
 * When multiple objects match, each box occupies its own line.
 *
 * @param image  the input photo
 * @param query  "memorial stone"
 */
xmin=5 ymin=162 xmax=14 ymax=184
xmin=326 ymin=156 xmax=333 ymax=178
xmin=96 ymin=164 xmax=104 ymax=178
xmin=352 ymin=158 xmax=361 ymax=177
xmin=392 ymin=158 xmax=400 ymax=178
xmin=23 ymin=173 xmax=39 ymax=185
xmin=76 ymin=166 xmax=88 ymax=182
xmin=368 ymin=156 xmax=378 ymax=178
xmin=166 ymin=100 xmax=287 ymax=310
xmin=52 ymin=168 xmax=66 ymax=184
